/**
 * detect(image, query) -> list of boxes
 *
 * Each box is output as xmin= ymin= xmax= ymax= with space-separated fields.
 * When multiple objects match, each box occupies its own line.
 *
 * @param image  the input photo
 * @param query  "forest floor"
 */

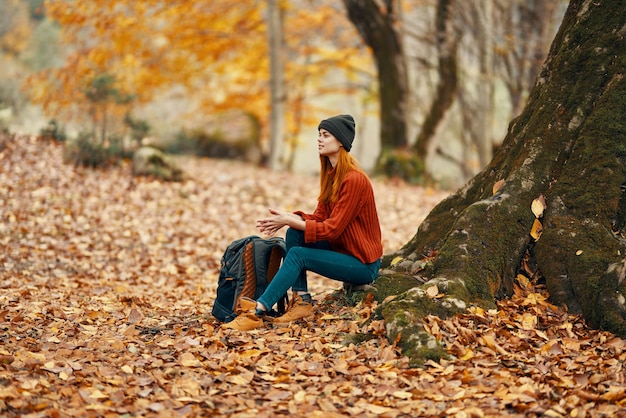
xmin=1 ymin=135 xmax=625 ymax=417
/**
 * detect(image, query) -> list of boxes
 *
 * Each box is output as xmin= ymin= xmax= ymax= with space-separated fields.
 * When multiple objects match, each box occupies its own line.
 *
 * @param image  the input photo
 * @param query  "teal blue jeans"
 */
xmin=257 ymin=228 xmax=380 ymax=311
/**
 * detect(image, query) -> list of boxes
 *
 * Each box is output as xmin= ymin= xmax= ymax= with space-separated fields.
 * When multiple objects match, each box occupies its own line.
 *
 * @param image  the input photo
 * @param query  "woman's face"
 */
xmin=317 ymin=129 xmax=342 ymax=157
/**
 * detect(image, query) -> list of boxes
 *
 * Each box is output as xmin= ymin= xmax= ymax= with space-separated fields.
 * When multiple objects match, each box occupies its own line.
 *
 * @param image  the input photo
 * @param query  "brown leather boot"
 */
xmin=273 ymin=293 xmax=314 ymax=324
xmin=221 ymin=297 xmax=264 ymax=330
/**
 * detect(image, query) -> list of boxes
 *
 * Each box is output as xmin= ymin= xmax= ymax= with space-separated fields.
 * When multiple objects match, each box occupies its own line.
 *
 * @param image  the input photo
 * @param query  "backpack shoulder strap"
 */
xmin=266 ymin=237 xmax=286 ymax=282
xmin=233 ymin=238 xmax=259 ymax=310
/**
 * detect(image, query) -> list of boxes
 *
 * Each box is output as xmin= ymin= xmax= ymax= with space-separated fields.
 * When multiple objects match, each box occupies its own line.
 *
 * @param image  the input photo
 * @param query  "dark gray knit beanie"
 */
xmin=318 ymin=114 xmax=356 ymax=152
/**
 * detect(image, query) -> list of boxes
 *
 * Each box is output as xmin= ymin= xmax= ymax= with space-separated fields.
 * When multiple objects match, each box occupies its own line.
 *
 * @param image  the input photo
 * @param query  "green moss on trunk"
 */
xmin=367 ymin=273 xmax=427 ymax=303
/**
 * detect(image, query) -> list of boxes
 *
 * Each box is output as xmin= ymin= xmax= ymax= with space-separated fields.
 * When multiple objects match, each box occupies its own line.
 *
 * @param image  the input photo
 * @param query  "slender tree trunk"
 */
xmin=452 ymin=0 xmax=495 ymax=175
xmin=101 ymin=102 xmax=107 ymax=145
xmin=267 ymin=0 xmax=286 ymax=170
xmin=343 ymin=0 xmax=409 ymax=150
xmin=369 ymin=0 xmax=626 ymax=366
xmin=474 ymin=0 xmax=494 ymax=168
xmin=497 ymin=0 xmax=565 ymax=118
xmin=413 ymin=0 xmax=457 ymax=160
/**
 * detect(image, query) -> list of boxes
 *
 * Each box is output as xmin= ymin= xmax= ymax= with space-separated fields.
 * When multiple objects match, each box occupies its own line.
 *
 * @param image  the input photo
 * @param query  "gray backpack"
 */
xmin=212 ymin=235 xmax=287 ymax=322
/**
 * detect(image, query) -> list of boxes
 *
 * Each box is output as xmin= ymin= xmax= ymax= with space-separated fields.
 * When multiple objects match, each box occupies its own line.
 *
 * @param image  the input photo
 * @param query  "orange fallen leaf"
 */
xmin=530 ymin=219 xmax=543 ymax=240
xmin=179 ymin=352 xmax=201 ymax=367
xmin=516 ymin=273 xmax=532 ymax=290
xmin=493 ymin=179 xmax=505 ymax=194
xmin=128 ymin=308 xmax=143 ymax=324
xmin=265 ymin=388 xmax=292 ymax=401
xmin=519 ymin=312 xmax=538 ymax=330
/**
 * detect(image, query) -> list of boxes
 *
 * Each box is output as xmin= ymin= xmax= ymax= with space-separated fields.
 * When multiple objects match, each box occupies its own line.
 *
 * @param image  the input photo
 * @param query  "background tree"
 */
xmin=368 ymin=0 xmax=626 ymax=365
xmin=0 ymin=0 xmax=35 ymax=116
xmin=494 ymin=0 xmax=565 ymax=119
xmin=83 ymin=73 xmax=133 ymax=144
xmin=403 ymin=0 xmax=566 ymax=186
xmin=342 ymin=0 xmax=410 ymax=152
xmin=412 ymin=0 xmax=457 ymax=163
xmin=267 ymin=0 xmax=286 ymax=170
xmin=456 ymin=0 xmax=565 ymax=179
xmin=0 ymin=0 xmax=32 ymax=57
xmin=460 ymin=0 xmax=495 ymax=170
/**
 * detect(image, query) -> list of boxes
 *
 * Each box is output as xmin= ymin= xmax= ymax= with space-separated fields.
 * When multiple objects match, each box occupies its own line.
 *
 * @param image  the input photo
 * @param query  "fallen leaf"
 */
xmin=364 ymin=404 xmax=395 ymax=414
xmin=426 ymin=285 xmax=439 ymax=298
xmin=392 ymin=390 xmax=413 ymax=399
xmin=493 ymin=179 xmax=505 ymax=194
xmin=516 ymin=273 xmax=532 ymax=290
xmin=179 ymin=352 xmax=201 ymax=367
xmin=519 ymin=313 xmax=538 ymax=330
xmin=381 ymin=295 xmax=398 ymax=304
xmin=226 ymin=373 xmax=253 ymax=385
xmin=530 ymin=219 xmax=543 ymax=240
xmin=390 ymin=256 xmax=404 ymax=266
xmin=265 ymin=388 xmax=292 ymax=401
xmin=128 ymin=308 xmax=143 ymax=324
xmin=531 ymin=195 xmax=547 ymax=218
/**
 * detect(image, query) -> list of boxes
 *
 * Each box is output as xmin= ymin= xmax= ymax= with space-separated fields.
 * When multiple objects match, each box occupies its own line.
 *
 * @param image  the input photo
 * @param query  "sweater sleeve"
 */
xmin=302 ymin=171 xmax=367 ymax=243
xmin=294 ymin=201 xmax=329 ymax=222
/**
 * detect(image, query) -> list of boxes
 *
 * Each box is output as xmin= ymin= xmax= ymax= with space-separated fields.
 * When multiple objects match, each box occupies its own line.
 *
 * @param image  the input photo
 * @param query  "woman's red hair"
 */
xmin=318 ymin=148 xmax=363 ymax=203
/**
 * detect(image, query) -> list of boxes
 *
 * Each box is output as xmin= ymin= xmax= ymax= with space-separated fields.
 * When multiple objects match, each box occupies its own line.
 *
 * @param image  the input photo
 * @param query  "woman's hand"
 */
xmin=256 ymin=208 xmax=304 ymax=236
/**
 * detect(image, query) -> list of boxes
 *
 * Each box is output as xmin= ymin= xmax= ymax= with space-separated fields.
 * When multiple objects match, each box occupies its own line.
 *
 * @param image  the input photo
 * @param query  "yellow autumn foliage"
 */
xmin=28 ymin=0 xmax=372 ymax=137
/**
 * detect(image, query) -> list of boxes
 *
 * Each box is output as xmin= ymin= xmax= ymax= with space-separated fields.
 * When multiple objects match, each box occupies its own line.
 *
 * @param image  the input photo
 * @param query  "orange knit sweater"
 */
xmin=294 ymin=169 xmax=383 ymax=264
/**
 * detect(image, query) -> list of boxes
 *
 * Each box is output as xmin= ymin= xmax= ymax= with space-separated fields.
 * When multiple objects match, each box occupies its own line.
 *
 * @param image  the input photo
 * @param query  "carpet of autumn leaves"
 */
xmin=1 ymin=135 xmax=625 ymax=418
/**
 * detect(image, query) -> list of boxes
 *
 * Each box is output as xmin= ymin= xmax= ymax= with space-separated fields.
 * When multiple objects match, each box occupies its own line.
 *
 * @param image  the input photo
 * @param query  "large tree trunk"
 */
xmin=343 ymin=0 xmax=409 ymax=150
xmin=370 ymin=0 xmax=626 ymax=366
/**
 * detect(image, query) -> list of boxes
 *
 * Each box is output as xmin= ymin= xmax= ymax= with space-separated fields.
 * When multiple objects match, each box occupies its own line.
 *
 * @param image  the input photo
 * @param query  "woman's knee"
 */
xmin=285 ymin=246 xmax=306 ymax=262
xmin=285 ymin=227 xmax=305 ymax=248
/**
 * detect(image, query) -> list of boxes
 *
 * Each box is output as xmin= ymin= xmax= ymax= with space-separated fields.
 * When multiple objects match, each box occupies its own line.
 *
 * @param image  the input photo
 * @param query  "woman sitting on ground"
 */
xmin=223 ymin=114 xmax=383 ymax=330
